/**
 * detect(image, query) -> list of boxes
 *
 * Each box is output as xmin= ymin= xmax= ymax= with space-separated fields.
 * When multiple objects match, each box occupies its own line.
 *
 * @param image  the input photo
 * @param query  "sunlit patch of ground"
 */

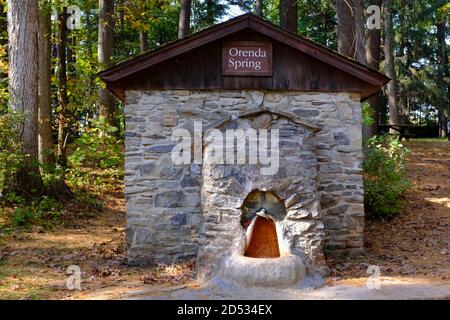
xmin=425 ymin=197 xmax=450 ymax=208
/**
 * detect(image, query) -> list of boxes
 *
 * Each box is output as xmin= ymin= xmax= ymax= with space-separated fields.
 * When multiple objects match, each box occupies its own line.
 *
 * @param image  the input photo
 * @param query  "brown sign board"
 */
xmin=222 ymin=41 xmax=273 ymax=76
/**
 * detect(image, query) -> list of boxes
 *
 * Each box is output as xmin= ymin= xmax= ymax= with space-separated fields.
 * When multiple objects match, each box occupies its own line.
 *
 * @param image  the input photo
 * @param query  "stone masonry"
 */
xmin=124 ymin=90 xmax=364 ymax=270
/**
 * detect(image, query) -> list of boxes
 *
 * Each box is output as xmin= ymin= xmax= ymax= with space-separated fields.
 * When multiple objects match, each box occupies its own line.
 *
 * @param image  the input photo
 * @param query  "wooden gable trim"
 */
xmin=100 ymin=14 xmax=389 ymax=87
xmin=100 ymin=16 xmax=251 ymax=82
xmin=246 ymin=19 xmax=388 ymax=86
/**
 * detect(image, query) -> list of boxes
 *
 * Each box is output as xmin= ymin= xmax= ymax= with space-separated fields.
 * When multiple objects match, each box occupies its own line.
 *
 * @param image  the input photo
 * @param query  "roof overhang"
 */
xmin=100 ymin=14 xmax=390 ymax=101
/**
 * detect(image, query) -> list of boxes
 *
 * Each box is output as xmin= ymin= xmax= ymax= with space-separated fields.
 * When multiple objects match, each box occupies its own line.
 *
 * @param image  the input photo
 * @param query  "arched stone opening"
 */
xmin=241 ymin=190 xmax=286 ymax=258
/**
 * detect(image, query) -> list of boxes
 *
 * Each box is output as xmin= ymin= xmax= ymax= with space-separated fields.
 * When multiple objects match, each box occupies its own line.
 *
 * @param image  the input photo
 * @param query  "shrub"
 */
xmin=68 ymin=118 xmax=123 ymax=169
xmin=362 ymin=101 xmax=375 ymax=126
xmin=0 ymin=111 xmax=24 ymax=193
xmin=363 ymin=135 xmax=411 ymax=219
xmin=9 ymin=196 xmax=63 ymax=228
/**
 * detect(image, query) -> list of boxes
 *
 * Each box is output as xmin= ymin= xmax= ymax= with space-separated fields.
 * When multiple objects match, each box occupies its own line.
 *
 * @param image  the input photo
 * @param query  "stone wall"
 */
xmin=198 ymin=110 xmax=326 ymax=280
xmin=124 ymin=90 xmax=364 ymax=266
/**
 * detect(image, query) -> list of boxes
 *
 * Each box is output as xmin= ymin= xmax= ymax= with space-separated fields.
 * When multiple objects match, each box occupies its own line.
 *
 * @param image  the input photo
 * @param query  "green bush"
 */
xmin=9 ymin=196 xmax=63 ymax=228
xmin=361 ymin=101 xmax=375 ymax=126
xmin=0 ymin=111 xmax=24 ymax=193
xmin=363 ymin=135 xmax=411 ymax=219
xmin=68 ymin=118 xmax=123 ymax=169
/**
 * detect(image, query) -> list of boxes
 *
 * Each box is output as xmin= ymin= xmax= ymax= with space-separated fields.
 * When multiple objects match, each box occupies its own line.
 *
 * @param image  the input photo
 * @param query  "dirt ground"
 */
xmin=0 ymin=140 xmax=448 ymax=300
xmin=326 ymin=140 xmax=450 ymax=286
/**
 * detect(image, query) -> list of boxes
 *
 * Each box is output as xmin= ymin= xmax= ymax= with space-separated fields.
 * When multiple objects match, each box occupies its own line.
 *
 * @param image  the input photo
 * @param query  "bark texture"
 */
xmin=38 ymin=1 xmax=55 ymax=166
xmin=7 ymin=0 xmax=43 ymax=195
xmin=437 ymin=20 xmax=447 ymax=137
xmin=178 ymin=0 xmax=191 ymax=39
xmin=353 ymin=0 xmax=366 ymax=64
xmin=383 ymin=0 xmax=400 ymax=127
xmin=279 ymin=0 xmax=298 ymax=33
xmin=336 ymin=0 xmax=355 ymax=58
xmin=139 ymin=30 xmax=149 ymax=53
xmin=364 ymin=0 xmax=382 ymax=137
xmin=56 ymin=8 xmax=69 ymax=166
xmin=98 ymin=0 xmax=115 ymax=122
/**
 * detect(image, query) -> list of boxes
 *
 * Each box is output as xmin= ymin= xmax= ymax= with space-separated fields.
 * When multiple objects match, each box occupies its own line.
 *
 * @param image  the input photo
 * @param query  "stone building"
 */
xmin=100 ymin=14 xmax=389 ymax=287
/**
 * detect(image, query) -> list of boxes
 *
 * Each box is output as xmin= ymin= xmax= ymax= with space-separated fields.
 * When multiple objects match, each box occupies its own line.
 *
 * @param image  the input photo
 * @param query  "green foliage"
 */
xmin=391 ymin=0 xmax=450 ymax=127
xmin=68 ymin=118 xmax=124 ymax=169
xmin=2 ymin=192 xmax=26 ymax=206
xmin=8 ymin=196 xmax=63 ymax=228
xmin=74 ymin=191 xmax=104 ymax=212
xmin=362 ymin=101 xmax=375 ymax=126
xmin=115 ymin=0 xmax=179 ymax=56
xmin=363 ymin=135 xmax=411 ymax=219
xmin=261 ymin=0 xmax=337 ymax=48
xmin=41 ymin=164 xmax=67 ymax=189
xmin=296 ymin=0 xmax=337 ymax=48
xmin=0 ymin=111 xmax=24 ymax=192
xmin=192 ymin=0 xmax=228 ymax=31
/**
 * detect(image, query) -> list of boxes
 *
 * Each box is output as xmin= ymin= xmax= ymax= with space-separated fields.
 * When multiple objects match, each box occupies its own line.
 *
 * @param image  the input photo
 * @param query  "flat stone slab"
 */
xmin=222 ymin=254 xmax=304 ymax=288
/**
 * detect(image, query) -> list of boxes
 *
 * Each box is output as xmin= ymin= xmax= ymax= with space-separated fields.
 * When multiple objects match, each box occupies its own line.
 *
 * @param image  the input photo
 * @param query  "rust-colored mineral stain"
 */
xmin=245 ymin=216 xmax=280 ymax=258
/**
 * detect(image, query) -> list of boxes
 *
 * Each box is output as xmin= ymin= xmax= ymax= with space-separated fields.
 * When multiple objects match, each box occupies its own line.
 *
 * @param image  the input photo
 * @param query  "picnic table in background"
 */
xmin=377 ymin=124 xmax=415 ymax=141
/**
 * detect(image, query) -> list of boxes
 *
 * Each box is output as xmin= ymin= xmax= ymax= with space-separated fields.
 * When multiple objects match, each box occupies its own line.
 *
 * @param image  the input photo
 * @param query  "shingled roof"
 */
xmin=100 ymin=13 xmax=389 ymax=101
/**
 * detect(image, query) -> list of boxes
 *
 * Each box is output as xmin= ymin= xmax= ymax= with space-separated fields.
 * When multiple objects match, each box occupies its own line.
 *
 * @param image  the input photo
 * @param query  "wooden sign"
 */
xmin=222 ymin=41 xmax=273 ymax=76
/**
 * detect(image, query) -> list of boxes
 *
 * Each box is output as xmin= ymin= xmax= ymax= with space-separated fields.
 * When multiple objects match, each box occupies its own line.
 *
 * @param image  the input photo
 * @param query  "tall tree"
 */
xmin=7 ymin=0 xmax=43 ymax=195
xmin=336 ymin=0 xmax=355 ymax=57
xmin=279 ymin=0 xmax=298 ymax=33
xmin=56 ymin=7 xmax=69 ymax=166
xmin=353 ymin=0 xmax=365 ymax=64
xmin=98 ymin=0 xmax=115 ymax=122
xmin=178 ymin=0 xmax=191 ymax=39
xmin=383 ymin=0 xmax=400 ymax=128
xmin=139 ymin=30 xmax=149 ymax=53
xmin=255 ymin=0 xmax=263 ymax=17
xmin=365 ymin=0 xmax=382 ymax=136
xmin=205 ymin=0 xmax=214 ymax=25
xmin=38 ymin=0 xmax=55 ymax=167
xmin=336 ymin=0 xmax=365 ymax=62
xmin=396 ymin=0 xmax=411 ymax=125
xmin=436 ymin=19 xmax=447 ymax=137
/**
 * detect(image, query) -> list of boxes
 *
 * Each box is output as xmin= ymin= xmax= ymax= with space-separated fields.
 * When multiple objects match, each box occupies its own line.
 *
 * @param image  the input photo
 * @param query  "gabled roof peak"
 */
xmin=100 ymin=14 xmax=389 ymax=101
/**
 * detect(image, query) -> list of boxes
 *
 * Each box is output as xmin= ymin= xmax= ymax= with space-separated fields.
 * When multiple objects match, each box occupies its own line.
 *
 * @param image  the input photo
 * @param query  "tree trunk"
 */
xmin=353 ymin=0 xmax=365 ymax=64
xmin=383 ymin=0 xmax=399 ymax=129
xmin=98 ymin=0 xmax=115 ymax=123
xmin=438 ymin=109 xmax=447 ymax=138
xmin=437 ymin=20 xmax=447 ymax=138
xmin=178 ymin=0 xmax=191 ymax=39
xmin=279 ymin=0 xmax=298 ymax=33
xmin=56 ymin=8 xmax=69 ymax=167
xmin=365 ymin=0 xmax=382 ymax=69
xmin=336 ymin=0 xmax=355 ymax=58
xmin=38 ymin=1 xmax=55 ymax=167
xmin=139 ymin=30 xmax=149 ymax=53
xmin=255 ymin=0 xmax=263 ymax=17
xmin=205 ymin=0 xmax=214 ymax=25
xmin=7 ymin=0 xmax=44 ymax=196
xmin=364 ymin=0 xmax=382 ymax=137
